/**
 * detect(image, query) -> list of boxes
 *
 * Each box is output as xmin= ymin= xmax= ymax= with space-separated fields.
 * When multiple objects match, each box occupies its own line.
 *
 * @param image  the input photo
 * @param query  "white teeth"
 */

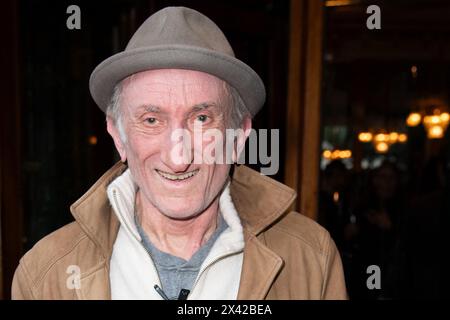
xmin=156 ymin=169 xmax=198 ymax=181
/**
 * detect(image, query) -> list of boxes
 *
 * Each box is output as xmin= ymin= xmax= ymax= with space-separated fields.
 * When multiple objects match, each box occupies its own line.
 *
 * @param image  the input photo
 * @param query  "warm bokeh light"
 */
xmin=441 ymin=112 xmax=449 ymax=123
xmin=374 ymin=133 xmax=388 ymax=142
xmin=411 ymin=65 xmax=418 ymax=78
xmin=88 ymin=135 xmax=98 ymax=145
xmin=358 ymin=130 xmax=407 ymax=153
xmin=423 ymin=112 xmax=449 ymax=139
xmin=322 ymin=149 xmax=352 ymax=160
xmin=407 ymin=107 xmax=448 ymax=139
xmin=424 ymin=115 xmax=440 ymax=125
xmin=323 ymin=150 xmax=332 ymax=158
xmin=358 ymin=132 xmax=373 ymax=142
xmin=325 ymin=0 xmax=353 ymax=7
xmin=427 ymin=125 xmax=444 ymax=139
xmin=398 ymin=134 xmax=408 ymax=143
xmin=406 ymin=112 xmax=422 ymax=127
xmin=333 ymin=191 xmax=339 ymax=203
xmin=389 ymin=132 xmax=399 ymax=142
xmin=341 ymin=150 xmax=352 ymax=158
xmin=375 ymin=142 xmax=389 ymax=153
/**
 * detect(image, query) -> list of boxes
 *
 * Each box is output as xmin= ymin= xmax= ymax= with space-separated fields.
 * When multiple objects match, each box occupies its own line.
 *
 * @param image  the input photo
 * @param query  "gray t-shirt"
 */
xmin=135 ymin=213 xmax=227 ymax=300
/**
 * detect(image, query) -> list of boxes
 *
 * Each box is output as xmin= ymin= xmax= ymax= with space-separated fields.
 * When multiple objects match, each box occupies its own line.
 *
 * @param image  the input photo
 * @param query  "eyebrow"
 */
xmin=191 ymin=102 xmax=215 ymax=112
xmin=140 ymin=105 xmax=161 ymax=113
xmin=137 ymin=102 xmax=219 ymax=114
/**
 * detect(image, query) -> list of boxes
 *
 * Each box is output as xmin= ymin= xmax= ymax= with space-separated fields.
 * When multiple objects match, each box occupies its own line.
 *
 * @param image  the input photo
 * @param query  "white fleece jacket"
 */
xmin=107 ymin=169 xmax=244 ymax=300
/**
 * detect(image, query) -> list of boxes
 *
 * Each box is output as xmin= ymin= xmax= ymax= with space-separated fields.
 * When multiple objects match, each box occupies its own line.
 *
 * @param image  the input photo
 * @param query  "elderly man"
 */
xmin=12 ymin=7 xmax=346 ymax=300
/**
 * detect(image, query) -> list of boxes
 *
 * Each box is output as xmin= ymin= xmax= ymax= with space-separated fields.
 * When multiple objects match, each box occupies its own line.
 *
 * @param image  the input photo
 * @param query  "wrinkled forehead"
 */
xmin=120 ymin=69 xmax=229 ymax=111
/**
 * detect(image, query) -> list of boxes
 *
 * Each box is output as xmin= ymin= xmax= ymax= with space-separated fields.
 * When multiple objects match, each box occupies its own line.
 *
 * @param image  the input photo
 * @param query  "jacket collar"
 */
xmin=69 ymin=162 xmax=125 ymax=274
xmin=230 ymin=165 xmax=297 ymax=235
xmin=70 ymin=162 xmax=297 ymax=299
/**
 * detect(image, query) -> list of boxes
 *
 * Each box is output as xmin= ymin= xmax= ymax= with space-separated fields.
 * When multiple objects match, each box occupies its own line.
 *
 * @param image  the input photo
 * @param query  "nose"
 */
xmin=160 ymin=124 xmax=194 ymax=173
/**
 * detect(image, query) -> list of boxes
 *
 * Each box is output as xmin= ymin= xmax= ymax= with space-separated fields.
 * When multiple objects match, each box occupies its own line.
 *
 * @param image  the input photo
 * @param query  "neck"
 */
xmin=135 ymin=191 xmax=220 ymax=260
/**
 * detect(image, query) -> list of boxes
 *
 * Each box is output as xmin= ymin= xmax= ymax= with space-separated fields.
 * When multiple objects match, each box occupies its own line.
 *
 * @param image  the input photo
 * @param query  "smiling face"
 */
xmin=107 ymin=69 xmax=247 ymax=220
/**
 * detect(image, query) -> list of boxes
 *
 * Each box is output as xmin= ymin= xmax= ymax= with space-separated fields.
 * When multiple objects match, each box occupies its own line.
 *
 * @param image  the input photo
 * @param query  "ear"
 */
xmin=232 ymin=116 xmax=252 ymax=163
xmin=106 ymin=117 xmax=127 ymax=162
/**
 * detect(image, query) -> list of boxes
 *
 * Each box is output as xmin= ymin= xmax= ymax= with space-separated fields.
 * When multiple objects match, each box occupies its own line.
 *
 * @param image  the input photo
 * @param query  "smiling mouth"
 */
xmin=155 ymin=169 xmax=199 ymax=181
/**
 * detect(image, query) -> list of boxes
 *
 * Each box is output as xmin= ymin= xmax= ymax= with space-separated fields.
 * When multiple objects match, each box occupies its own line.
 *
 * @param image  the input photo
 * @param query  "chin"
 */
xmin=161 ymin=209 xmax=202 ymax=221
xmin=156 ymin=201 xmax=204 ymax=220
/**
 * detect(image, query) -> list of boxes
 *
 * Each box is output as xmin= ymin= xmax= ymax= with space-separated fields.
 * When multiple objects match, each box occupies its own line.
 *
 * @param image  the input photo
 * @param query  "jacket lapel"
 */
xmin=237 ymin=231 xmax=284 ymax=299
xmin=70 ymin=163 xmax=125 ymax=300
xmin=230 ymin=165 xmax=297 ymax=299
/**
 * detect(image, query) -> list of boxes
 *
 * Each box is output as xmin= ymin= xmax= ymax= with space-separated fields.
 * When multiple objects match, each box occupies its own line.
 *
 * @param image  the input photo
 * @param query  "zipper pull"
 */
xmin=178 ymin=289 xmax=190 ymax=300
xmin=154 ymin=284 xmax=169 ymax=300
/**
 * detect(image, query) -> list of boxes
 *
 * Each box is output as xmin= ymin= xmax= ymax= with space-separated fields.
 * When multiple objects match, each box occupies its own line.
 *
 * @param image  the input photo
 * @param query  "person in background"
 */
xmin=354 ymin=161 xmax=405 ymax=299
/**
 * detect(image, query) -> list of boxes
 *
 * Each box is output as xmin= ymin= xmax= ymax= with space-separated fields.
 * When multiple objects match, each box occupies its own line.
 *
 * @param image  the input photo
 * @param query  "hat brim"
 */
xmin=89 ymin=45 xmax=266 ymax=117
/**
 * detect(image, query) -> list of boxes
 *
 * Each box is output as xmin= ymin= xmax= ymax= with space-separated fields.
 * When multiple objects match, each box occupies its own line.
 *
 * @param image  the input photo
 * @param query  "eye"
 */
xmin=146 ymin=117 xmax=157 ymax=124
xmin=196 ymin=114 xmax=208 ymax=123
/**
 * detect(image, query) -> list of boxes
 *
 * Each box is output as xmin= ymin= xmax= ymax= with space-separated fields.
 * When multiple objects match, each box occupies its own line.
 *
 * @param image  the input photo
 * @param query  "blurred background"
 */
xmin=1 ymin=0 xmax=449 ymax=299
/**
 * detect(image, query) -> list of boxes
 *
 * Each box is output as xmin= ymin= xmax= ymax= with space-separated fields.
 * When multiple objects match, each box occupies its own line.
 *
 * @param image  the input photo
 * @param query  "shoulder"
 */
xmin=12 ymin=221 xmax=93 ymax=298
xmin=262 ymin=212 xmax=347 ymax=299
xmin=21 ymin=221 xmax=87 ymax=271
xmin=265 ymin=211 xmax=334 ymax=257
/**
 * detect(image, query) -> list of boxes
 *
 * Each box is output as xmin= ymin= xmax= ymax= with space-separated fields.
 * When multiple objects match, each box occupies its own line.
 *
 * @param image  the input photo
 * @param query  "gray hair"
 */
xmin=226 ymin=84 xmax=250 ymax=130
xmin=105 ymin=79 xmax=250 ymax=142
xmin=106 ymin=82 xmax=127 ymax=142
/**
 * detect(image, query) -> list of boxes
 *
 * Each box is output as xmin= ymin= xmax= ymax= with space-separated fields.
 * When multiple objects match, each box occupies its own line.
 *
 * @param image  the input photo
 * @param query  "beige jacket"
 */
xmin=12 ymin=162 xmax=347 ymax=300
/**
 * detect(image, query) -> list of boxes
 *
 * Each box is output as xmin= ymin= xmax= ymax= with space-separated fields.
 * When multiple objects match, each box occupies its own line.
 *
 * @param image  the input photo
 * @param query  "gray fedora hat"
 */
xmin=89 ymin=6 xmax=266 ymax=117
